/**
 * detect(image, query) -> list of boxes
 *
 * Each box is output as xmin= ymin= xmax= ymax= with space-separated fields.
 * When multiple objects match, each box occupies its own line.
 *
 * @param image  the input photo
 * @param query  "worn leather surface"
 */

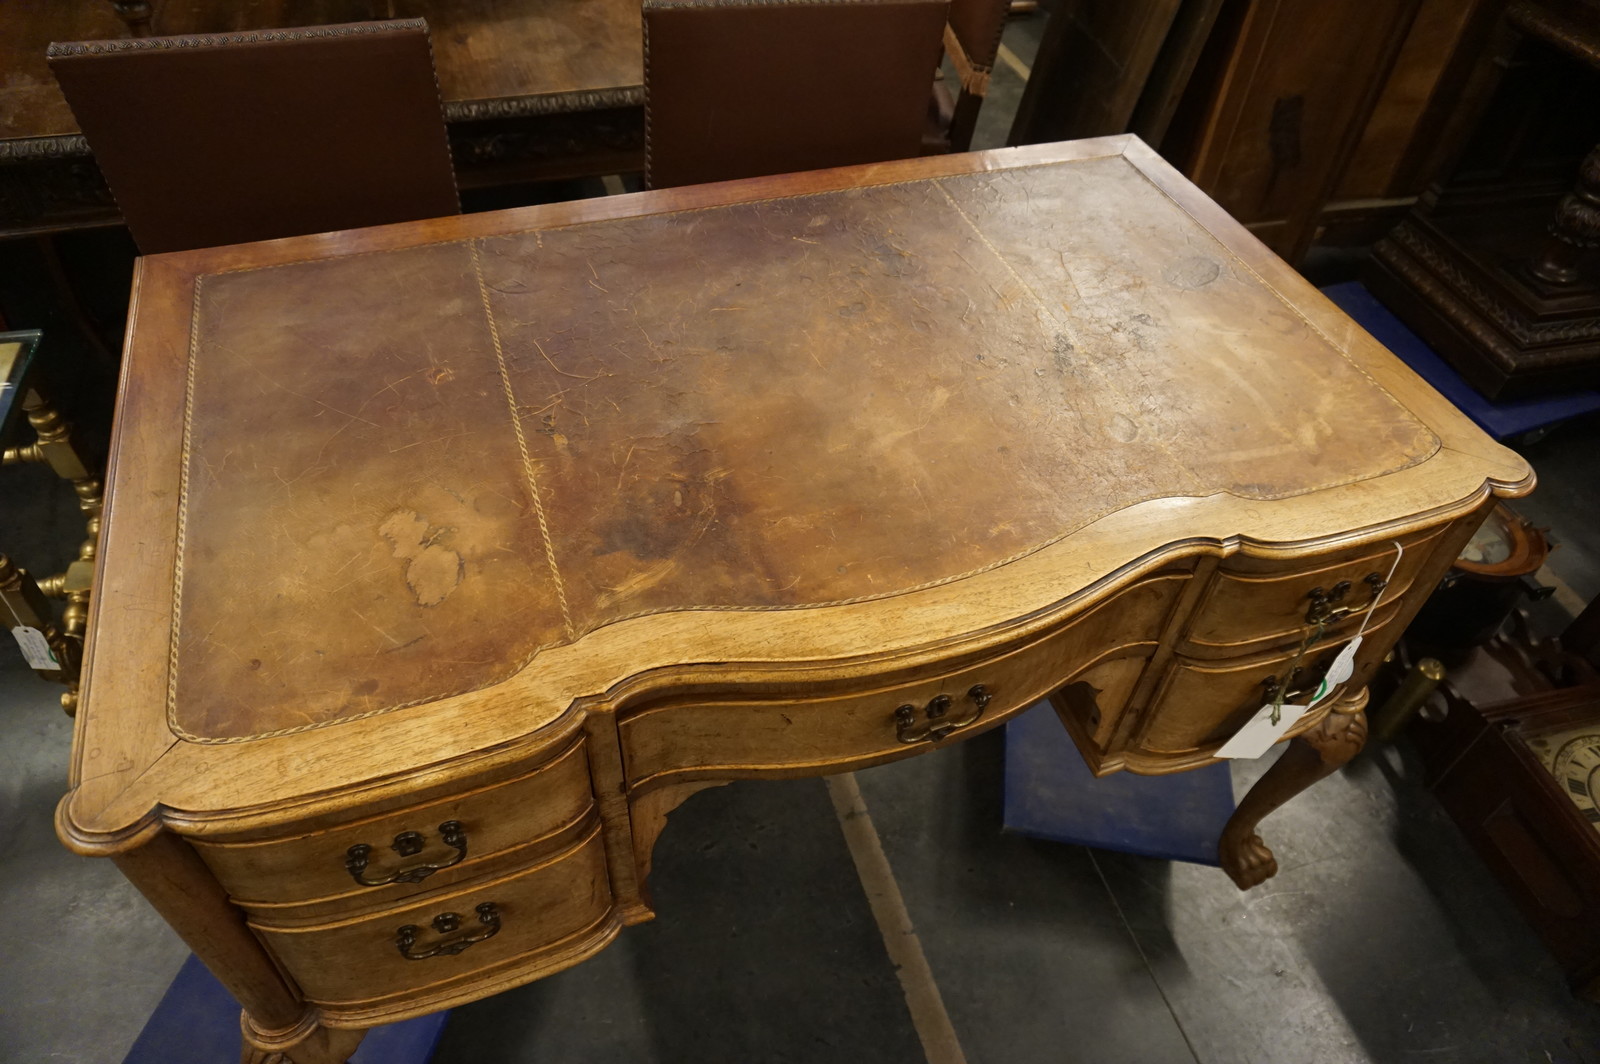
xmin=48 ymin=20 xmax=458 ymax=254
xmin=643 ymin=0 xmax=948 ymax=189
xmin=172 ymin=154 xmax=1438 ymax=740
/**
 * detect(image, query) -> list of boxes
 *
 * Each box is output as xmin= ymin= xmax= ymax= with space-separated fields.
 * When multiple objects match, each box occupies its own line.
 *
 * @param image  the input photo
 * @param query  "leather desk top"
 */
xmin=65 ymin=138 xmax=1531 ymax=843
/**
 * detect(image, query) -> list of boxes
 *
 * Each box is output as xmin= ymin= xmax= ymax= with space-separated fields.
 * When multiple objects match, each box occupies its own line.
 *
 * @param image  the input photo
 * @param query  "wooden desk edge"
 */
xmin=60 ymin=465 xmax=1527 ymax=853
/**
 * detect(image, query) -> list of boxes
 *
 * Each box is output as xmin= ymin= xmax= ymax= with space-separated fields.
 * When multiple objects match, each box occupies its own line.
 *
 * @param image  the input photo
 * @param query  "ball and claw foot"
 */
xmin=1218 ymin=826 xmax=1278 ymax=890
xmin=1215 ymin=689 xmax=1368 ymax=891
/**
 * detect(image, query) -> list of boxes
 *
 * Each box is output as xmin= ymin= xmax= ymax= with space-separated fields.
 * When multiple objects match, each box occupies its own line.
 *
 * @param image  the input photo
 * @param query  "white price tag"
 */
xmin=1217 ymin=701 xmax=1313 ymax=760
xmin=11 ymin=626 xmax=60 ymax=671
xmin=1312 ymin=636 xmax=1362 ymax=706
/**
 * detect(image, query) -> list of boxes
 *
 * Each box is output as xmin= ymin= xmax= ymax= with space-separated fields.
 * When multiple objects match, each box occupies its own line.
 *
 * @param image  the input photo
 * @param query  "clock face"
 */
xmin=1552 ymin=734 xmax=1600 ymax=827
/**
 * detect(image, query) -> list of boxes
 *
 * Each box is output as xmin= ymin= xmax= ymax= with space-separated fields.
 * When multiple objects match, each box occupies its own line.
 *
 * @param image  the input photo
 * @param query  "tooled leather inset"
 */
xmin=171 ymin=155 xmax=1439 ymax=742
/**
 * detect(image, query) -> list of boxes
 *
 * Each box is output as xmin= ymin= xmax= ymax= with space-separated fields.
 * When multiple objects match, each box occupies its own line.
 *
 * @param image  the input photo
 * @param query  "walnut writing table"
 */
xmin=62 ymin=137 xmax=1532 ymax=1063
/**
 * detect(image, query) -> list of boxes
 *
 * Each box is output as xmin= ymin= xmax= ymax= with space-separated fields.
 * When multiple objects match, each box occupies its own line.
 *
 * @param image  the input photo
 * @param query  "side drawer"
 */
xmin=1180 ymin=525 xmax=1446 ymax=658
xmin=253 ymin=822 xmax=613 ymax=1008
xmin=192 ymin=737 xmax=595 ymax=910
xmin=618 ymin=571 xmax=1189 ymax=788
xmin=1140 ymin=609 xmax=1401 ymax=756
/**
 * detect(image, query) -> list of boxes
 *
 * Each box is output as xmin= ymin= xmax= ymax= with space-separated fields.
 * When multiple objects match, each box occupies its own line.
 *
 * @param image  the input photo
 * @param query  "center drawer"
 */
xmin=618 ymin=570 xmax=1190 ymax=790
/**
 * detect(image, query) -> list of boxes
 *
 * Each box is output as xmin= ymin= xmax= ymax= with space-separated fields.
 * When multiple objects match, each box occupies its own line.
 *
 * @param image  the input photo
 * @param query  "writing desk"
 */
xmin=61 ymin=137 xmax=1531 ymax=1062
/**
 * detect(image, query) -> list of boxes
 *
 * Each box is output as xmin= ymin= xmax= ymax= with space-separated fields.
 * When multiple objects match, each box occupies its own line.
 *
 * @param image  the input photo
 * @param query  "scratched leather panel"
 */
xmin=175 ymin=155 xmax=1437 ymax=740
xmin=476 ymin=155 xmax=1436 ymax=634
xmin=175 ymin=242 xmax=555 ymax=740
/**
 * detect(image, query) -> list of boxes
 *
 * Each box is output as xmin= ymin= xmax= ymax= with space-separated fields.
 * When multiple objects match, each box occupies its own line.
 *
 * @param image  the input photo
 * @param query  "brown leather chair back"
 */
xmin=48 ymin=20 xmax=459 ymax=255
xmin=643 ymin=0 xmax=949 ymax=189
xmin=947 ymin=0 xmax=1009 ymax=73
xmin=936 ymin=0 xmax=1009 ymax=152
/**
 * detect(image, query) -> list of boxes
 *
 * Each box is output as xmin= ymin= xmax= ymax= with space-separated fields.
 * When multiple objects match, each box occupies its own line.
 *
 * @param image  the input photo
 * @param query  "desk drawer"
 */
xmin=619 ymin=571 xmax=1189 ymax=788
xmin=1180 ymin=526 xmax=1445 ymax=658
xmin=1141 ymin=610 xmax=1400 ymax=755
xmin=253 ymin=822 xmax=611 ymax=1007
xmin=193 ymin=737 xmax=595 ymax=910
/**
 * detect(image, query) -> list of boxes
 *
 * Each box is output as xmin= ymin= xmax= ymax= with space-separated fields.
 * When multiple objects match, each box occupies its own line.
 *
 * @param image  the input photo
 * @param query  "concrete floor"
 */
xmin=8 ymin=11 xmax=1600 ymax=1063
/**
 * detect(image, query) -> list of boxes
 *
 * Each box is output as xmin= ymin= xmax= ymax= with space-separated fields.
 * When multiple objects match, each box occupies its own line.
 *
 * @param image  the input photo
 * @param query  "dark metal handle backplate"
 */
xmin=1261 ymin=668 xmax=1319 ymax=707
xmin=894 ymin=684 xmax=991 ymax=744
xmin=1304 ymin=572 xmax=1388 ymax=626
xmin=346 ymin=820 xmax=467 ymax=887
xmin=395 ymin=902 xmax=500 ymax=960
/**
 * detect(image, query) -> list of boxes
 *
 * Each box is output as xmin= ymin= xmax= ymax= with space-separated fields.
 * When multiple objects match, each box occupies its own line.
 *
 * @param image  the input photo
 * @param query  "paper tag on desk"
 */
xmin=11 ymin=626 xmax=60 ymax=671
xmin=1217 ymin=701 xmax=1313 ymax=760
xmin=1312 ymin=636 xmax=1362 ymax=707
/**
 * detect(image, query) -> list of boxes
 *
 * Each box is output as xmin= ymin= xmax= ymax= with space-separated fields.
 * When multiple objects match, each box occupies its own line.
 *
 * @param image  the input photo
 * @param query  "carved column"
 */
xmin=112 ymin=832 xmax=367 ymax=1064
xmin=1529 ymin=143 xmax=1600 ymax=287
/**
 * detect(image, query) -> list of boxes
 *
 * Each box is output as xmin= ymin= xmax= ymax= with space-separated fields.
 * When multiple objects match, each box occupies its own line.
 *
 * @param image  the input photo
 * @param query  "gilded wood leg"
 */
xmin=1217 ymin=687 xmax=1369 ymax=890
xmin=241 ymin=1012 xmax=365 ymax=1064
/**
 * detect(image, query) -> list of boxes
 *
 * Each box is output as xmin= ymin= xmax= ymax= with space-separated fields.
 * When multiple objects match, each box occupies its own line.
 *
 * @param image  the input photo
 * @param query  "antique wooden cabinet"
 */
xmin=59 ymin=138 xmax=1531 ymax=1062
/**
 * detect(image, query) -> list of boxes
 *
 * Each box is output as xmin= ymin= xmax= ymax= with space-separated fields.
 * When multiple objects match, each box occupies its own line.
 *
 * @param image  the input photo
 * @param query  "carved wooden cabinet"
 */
xmin=60 ymin=138 xmax=1531 ymax=1062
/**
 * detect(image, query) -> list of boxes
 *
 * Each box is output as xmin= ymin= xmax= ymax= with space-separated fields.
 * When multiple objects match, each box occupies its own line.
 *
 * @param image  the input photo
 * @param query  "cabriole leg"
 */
xmin=1218 ymin=687 xmax=1369 ymax=889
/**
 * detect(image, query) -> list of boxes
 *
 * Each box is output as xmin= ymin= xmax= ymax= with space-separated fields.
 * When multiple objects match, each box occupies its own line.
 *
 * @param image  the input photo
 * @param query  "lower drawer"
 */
xmin=618 ymin=570 xmax=1189 ymax=788
xmin=1138 ymin=609 xmax=1400 ymax=756
xmin=252 ymin=822 xmax=612 ymax=1007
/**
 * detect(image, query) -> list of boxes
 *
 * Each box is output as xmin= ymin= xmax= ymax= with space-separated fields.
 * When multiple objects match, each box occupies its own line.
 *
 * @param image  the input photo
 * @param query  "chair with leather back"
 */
xmin=932 ymin=0 xmax=1011 ymax=153
xmin=48 ymin=19 xmax=459 ymax=255
xmin=643 ymin=0 xmax=949 ymax=190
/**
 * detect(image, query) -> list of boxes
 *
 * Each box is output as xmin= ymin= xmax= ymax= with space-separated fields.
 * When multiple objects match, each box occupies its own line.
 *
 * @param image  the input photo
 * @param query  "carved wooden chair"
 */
xmin=929 ymin=0 xmax=1012 ymax=153
xmin=48 ymin=19 xmax=459 ymax=254
xmin=642 ymin=0 xmax=950 ymax=189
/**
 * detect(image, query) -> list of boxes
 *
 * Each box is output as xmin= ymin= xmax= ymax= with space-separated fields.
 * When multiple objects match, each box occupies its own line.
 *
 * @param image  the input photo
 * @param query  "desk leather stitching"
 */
xmin=470 ymin=239 xmax=575 ymax=639
xmin=165 ymin=274 xmax=204 ymax=736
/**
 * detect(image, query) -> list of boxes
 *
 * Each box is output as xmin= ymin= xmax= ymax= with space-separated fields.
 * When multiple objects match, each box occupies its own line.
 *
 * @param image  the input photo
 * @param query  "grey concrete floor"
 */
xmin=9 ymin=11 xmax=1600 ymax=1062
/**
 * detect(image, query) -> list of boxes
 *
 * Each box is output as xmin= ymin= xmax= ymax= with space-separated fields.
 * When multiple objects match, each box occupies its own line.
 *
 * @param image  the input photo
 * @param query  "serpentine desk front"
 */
xmin=62 ymin=137 xmax=1532 ymax=1063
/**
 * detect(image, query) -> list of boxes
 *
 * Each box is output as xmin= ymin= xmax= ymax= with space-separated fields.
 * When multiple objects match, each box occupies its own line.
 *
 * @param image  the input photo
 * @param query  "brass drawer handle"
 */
xmin=1304 ymin=572 xmax=1388 ymax=625
xmin=345 ymin=820 xmax=467 ymax=887
xmin=1261 ymin=669 xmax=1319 ymax=706
xmin=894 ymin=684 xmax=991 ymax=744
xmin=396 ymin=901 xmax=500 ymax=960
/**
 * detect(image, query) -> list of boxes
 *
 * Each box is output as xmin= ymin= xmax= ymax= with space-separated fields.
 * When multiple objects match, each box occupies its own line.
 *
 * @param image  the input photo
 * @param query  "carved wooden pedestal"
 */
xmin=1367 ymin=2 xmax=1600 ymax=400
